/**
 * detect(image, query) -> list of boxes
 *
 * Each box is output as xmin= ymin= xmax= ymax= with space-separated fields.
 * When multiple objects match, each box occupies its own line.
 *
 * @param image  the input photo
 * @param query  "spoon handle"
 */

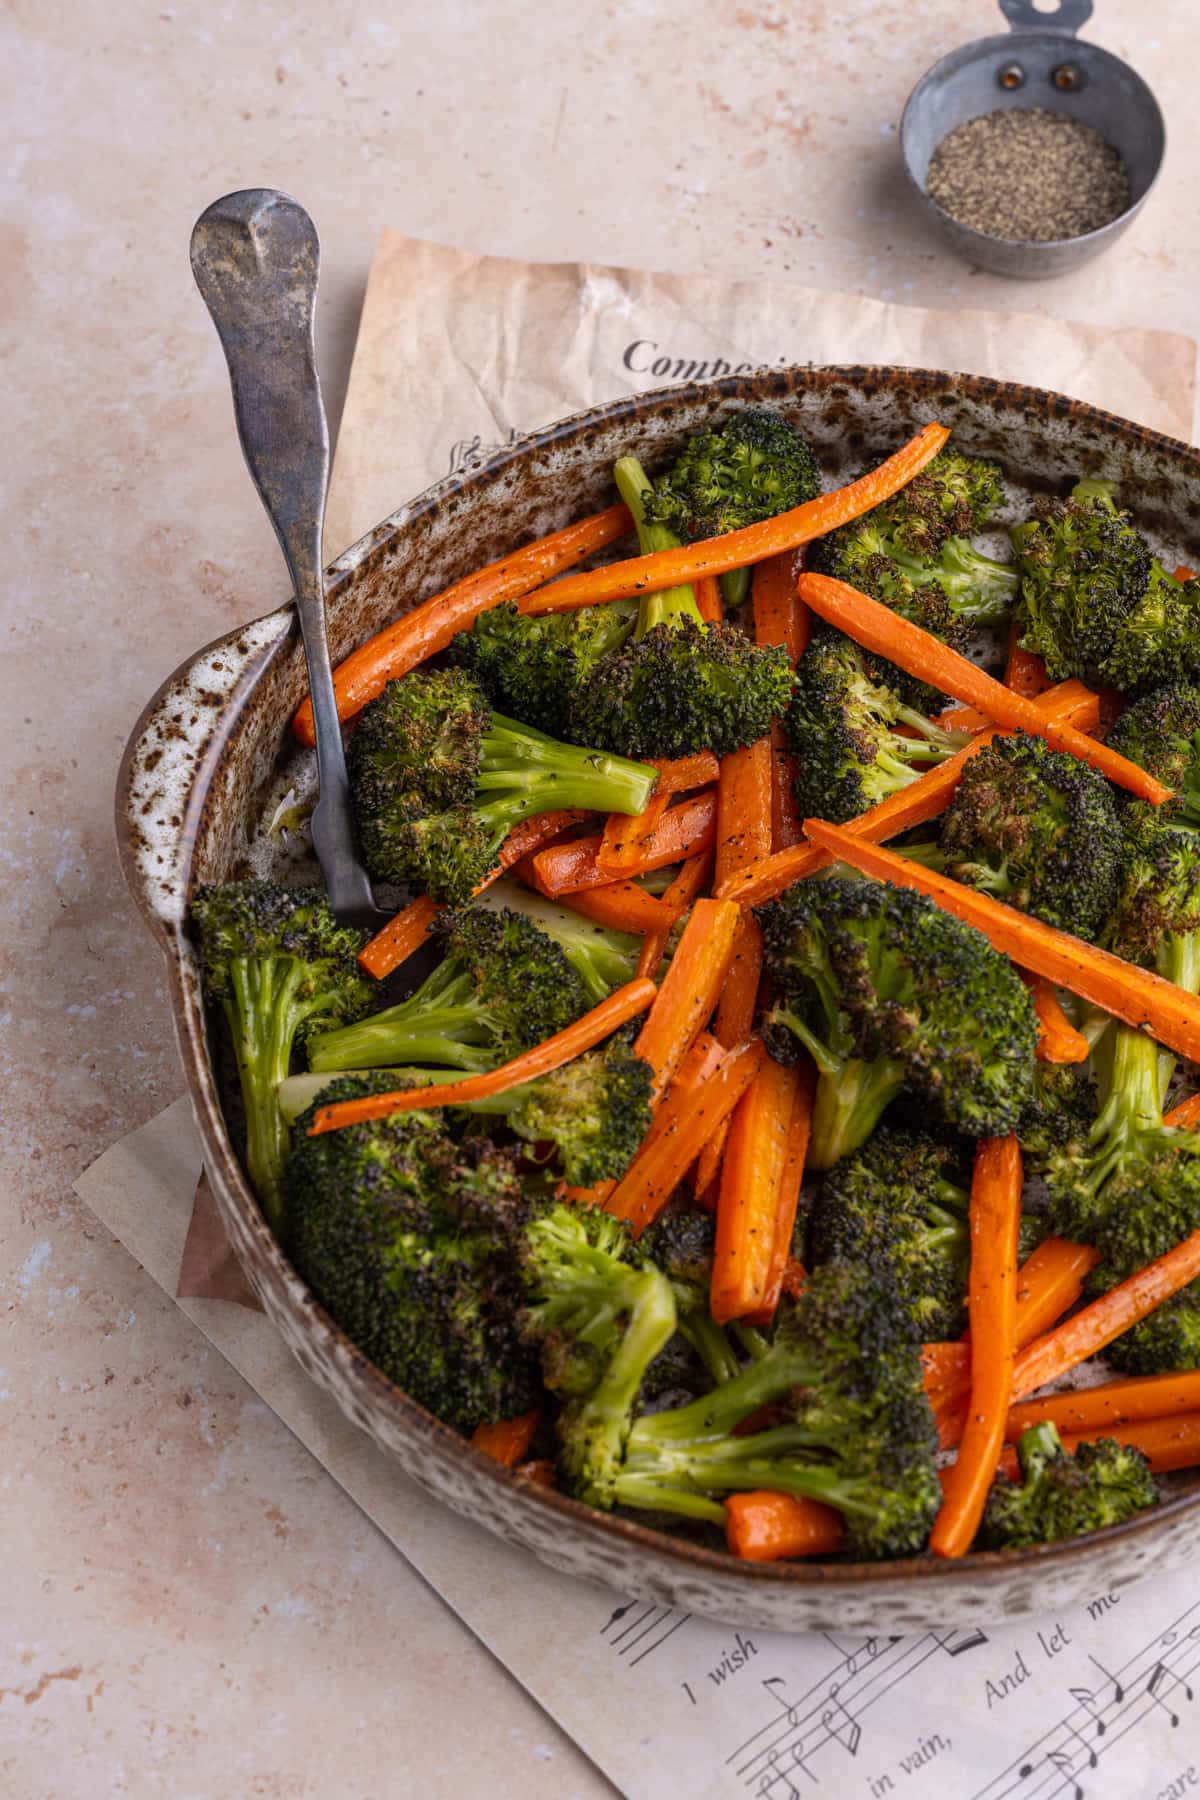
xmin=190 ymin=188 xmax=380 ymax=922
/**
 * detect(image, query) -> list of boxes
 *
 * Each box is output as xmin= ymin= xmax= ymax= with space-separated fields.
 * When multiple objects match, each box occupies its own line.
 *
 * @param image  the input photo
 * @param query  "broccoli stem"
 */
xmin=615 ymin=1421 xmax=873 ymax=1523
xmin=676 ymin=1311 xmax=744 ymax=1387
xmin=224 ymin=956 xmax=330 ymax=1230
xmin=1016 ymin=1419 xmax=1062 ymax=1482
xmin=719 ymin=565 xmax=752 ymax=611
xmin=808 ymin=1056 xmax=909 ymax=1170
xmin=935 ymin=538 xmax=1020 ymax=623
xmin=613 ymin=456 xmax=705 ymax=638
xmin=477 ymin=882 xmax=640 ymax=1005
xmin=307 ymin=961 xmax=496 ymax=1075
xmin=478 ymin=715 xmax=657 ymax=818
xmin=560 ymin=1260 xmax=678 ymax=1506
xmin=1086 ymin=1023 xmax=1170 ymax=1193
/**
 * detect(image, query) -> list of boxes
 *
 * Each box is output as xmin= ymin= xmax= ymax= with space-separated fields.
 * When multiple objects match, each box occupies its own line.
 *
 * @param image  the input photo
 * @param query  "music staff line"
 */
xmin=727 ymin=1626 xmax=989 ymax=1796
xmin=972 ymin=1600 xmax=1200 ymax=1800
xmin=599 ymin=1601 xmax=692 ymax=1667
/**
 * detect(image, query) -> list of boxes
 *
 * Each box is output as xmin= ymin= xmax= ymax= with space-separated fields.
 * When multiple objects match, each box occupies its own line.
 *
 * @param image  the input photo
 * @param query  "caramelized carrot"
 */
xmin=358 ymin=894 xmax=440 ymax=982
xmin=536 ymin=879 xmax=677 ymax=935
xmin=519 ymin=426 xmax=951 ymax=616
xmin=798 ymin=572 xmax=1170 ymax=804
xmin=533 ymin=791 xmax=717 ymax=894
xmin=1013 ymin=1231 xmax=1200 ymax=1399
xmin=1023 ymin=973 xmax=1090 ymax=1064
xmin=752 ymin=552 xmax=808 ymax=664
xmin=931 ymin=1136 xmax=1023 ymax=1558
xmin=308 ymin=979 xmax=656 ymax=1135
xmin=1006 ymin=1370 xmax=1200 ymax=1442
xmin=724 ymin=1492 xmax=845 ymax=1562
xmin=633 ymin=899 xmax=742 ymax=1100
xmin=711 ymin=1059 xmax=803 ymax=1323
xmin=747 ymin=1059 xmax=815 ymax=1323
xmin=606 ymin=1040 xmax=767 ymax=1234
xmin=1003 ymin=619 xmax=1050 ymax=698
xmin=596 ymin=754 xmax=719 ymax=874
xmin=1165 ymin=1092 xmax=1200 ymax=1130
xmin=695 ymin=573 xmax=724 ymax=623
xmin=471 ymin=1411 xmax=540 ymax=1466
xmin=800 ymin=818 xmax=1200 ymax=1065
xmin=293 ymin=504 xmax=632 ymax=742
xmin=636 ymin=852 xmax=712 ymax=979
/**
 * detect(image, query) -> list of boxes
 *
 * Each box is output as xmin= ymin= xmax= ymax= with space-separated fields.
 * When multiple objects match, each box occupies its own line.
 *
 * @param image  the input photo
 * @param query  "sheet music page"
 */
xmin=92 ymin=242 xmax=1200 ymax=1796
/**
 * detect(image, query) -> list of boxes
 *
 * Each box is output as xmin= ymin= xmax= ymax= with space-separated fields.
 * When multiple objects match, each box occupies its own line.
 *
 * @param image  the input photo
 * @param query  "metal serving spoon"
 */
xmin=190 ymin=188 xmax=389 ymax=928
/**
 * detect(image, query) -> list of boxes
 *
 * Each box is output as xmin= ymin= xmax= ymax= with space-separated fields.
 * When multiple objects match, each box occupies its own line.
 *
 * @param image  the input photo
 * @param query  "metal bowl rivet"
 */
xmin=1053 ymin=62 xmax=1083 ymax=90
xmin=998 ymin=62 xmax=1025 ymax=89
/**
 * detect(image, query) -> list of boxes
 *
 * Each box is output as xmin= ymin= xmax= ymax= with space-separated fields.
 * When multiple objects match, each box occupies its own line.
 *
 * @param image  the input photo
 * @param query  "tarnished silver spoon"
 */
xmin=190 ymin=188 xmax=388 ymax=928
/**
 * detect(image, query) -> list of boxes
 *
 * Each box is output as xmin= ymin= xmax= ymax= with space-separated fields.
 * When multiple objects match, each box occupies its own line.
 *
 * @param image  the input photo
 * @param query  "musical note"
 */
xmin=601 ymin=1601 xmax=634 ymax=1634
xmin=1068 ymin=1687 xmax=1107 ymax=1738
xmin=944 ymin=1627 xmax=990 ymax=1657
xmin=1087 ymin=1653 xmax=1125 ymax=1704
xmin=1046 ymin=1749 xmax=1084 ymax=1800
xmin=1146 ymin=1659 xmax=1194 ymax=1727
xmin=1062 ymin=1721 xmax=1098 ymax=1770
xmin=820 ymin=1689 xmax=862 ymax=1758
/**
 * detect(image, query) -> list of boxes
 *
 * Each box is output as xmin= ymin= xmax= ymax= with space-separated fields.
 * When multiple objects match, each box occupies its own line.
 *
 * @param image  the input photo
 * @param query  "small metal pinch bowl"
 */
xmin=900 ymin=0 xmax=1165 ymax=278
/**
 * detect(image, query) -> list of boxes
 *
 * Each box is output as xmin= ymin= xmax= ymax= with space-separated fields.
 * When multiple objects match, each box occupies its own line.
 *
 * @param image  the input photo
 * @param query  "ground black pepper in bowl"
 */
xmin=925 ymin=107 xmax=1130 ymax=243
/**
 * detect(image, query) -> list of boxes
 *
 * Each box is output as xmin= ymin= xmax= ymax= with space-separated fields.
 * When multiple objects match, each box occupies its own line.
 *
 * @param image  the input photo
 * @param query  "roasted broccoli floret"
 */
xmin=786 ymin=626 xmax=968 ymax=824
xmin=450 ymin=597 xmax=639 ymax=738
xmin=611 ymin=1260 xmax=941 ymax=1557
xmin=806 ymin=1130 xmax=971 ymax=1340
xmin=284 ymin=1081 xmax=543 ymax=1430
xmin=759 ymin=875 xmax=1038 ymax=1168
xmin=563 ymin=456 xmax=794 ymax=759
xmin=521 ymin=1202 xmax=677 ymax=1507
xmin=191 ymin=880 xmax=374 ymax=1226
xmin=1043 ymin=806 xmax=1200 ymax=1262
xmin=980 ymin=1422 xmax=1158 ymax=1549
xmin=910 ymin=730 xmax=1123 ymax=940
xmin=1107 ymin=682 xmax=1200 ymax=822
xmin=1011 ymin=480 xmax=1200 ymax=693
xmin=641 ymin=409 xmax=821 ymax=608
xmin=809 ymin=450 xmax=1015 ymax=643
xmin=308 ymin=891 xmax=638 ymax=1074
xmin=349 ymin=667 xmax=657 ymax=904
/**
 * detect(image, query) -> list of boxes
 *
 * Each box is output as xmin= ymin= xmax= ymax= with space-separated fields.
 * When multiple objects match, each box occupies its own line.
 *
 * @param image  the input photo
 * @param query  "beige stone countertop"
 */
xmin=4 ymin=2 xmax=1198 ymax=1793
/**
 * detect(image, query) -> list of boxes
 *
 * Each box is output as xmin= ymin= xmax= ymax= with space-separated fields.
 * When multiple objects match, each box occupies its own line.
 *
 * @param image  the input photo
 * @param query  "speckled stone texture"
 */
xmin=3 ymin=0 xmax=1198 ymax=1793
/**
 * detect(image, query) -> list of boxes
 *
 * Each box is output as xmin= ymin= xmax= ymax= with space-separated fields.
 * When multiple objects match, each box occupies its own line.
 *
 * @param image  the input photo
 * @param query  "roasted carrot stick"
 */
xmin=308 ymin=978 xmax=657 ymax=1135
xmin=1005 ymin=1370 xmax=1200 ymax=1442
xmin=293 ymin=504 xmax=632 ymax=742
xmin=801 ymin=818 xmax=1200 ymax=1064
xmin=931 ymin=1239 xmax=1102 ymax=1444
xmin=536 ymin=878 xmax=677 ymax=935
xmin=471 ymin=1411 xmax=540 ymax=1466
xmin=596 ymin=754 xmax=719 ymax=873
xmin=1000 ymin=1413 xmax=1200 ymax=1480
xmin=519 ymin=426 xmax=951 ymax=616
xmin=1176 ymin=565 xmax=1198 ymax=583
xmin=1003 ymin=619 xmax=1050 ymax=699
xmin=724 ymin=1492 xmax=845 ymax=1562
xmin=1024 ymin=973 xmax=1090 ymax=1064
xmin=714 ymin=678 xmax=1100 ymax=905
xmin=559 ymin=1178 xmax=617 ymax=1207
xmin=633 ymin=898 xmax=742 ymax=1100
xmin=606 ymin=1040 xmax=768 ymax=1234
xmin=499 ymin=809 xmax=592 ymax=869
xmin=798 ymin=572 xmax=1170 ymax=804
xmin=533 ymin=791 xmax=718 ymax=894
xmin=1165 ymin=1092 xmax=1200 ymax=1130
xmin=747 ymin=1060 xmax=815 ymax=1324
xmin=642 ymin=1032 xmax=726 ymax=1150
xmin=695 ymin=573 xmax=724 ymax=623
xmin=358 ymin=894 xmax=440 ymax=981
xmin=637 ymin=851 xmax=712 ymax=978
xmin=711 ymin=1058 xmax=804 ymax=1323
xmin=1013 ymin=1230 xmax=1200 ymax=1400
xmin=715 ymin=740 xmax=773 ymax=888
xmin=931 ymin=1136 xmax=1023 ymax=1558
xmin=768 ymin=728 xmax=805 ymax=852
xmin=752 ymin=551 xmax=808 ymax=664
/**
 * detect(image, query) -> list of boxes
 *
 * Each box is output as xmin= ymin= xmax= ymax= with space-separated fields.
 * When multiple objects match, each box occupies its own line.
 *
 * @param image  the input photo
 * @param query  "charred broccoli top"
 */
xmin=981 ymin=1422 xmax=1158 ymax=1549
xmin=759 ymin=875 xmax=1038 ymax=1168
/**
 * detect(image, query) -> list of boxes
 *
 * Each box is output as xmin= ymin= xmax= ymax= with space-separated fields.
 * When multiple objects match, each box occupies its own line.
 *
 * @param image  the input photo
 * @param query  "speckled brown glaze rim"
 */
xmin=117 ymin=365 xmax=1200 ymax=1630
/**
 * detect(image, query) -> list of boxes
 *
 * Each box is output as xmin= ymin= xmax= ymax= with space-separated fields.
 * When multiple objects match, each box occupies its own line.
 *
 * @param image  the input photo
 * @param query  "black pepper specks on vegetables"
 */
xmin=925 ymin=107 xmax=1131 ymax=244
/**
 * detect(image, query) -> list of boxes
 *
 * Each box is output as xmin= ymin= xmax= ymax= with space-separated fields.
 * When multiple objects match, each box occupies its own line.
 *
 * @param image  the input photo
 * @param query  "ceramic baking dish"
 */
xmin=117 ymin=365 xmax=1200 ymax=1630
